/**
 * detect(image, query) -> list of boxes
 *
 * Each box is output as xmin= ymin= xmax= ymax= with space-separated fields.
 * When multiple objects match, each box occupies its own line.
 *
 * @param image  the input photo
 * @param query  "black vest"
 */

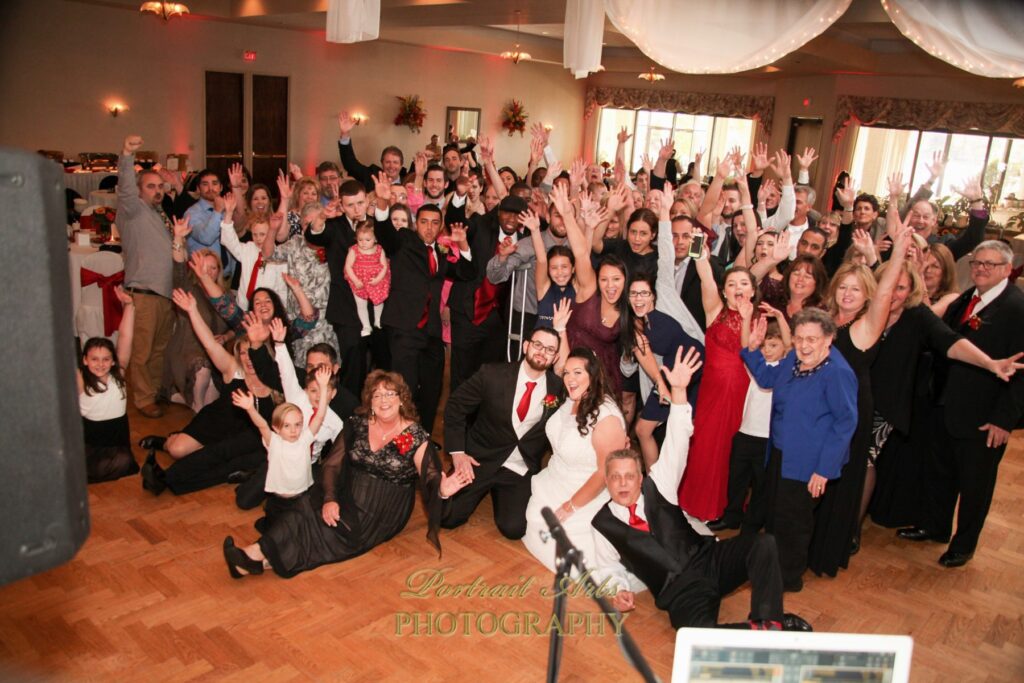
xmin=592 ymin=477 xmax=711 ymax=601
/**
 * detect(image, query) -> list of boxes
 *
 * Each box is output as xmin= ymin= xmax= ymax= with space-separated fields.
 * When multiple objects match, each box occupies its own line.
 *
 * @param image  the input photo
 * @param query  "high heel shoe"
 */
xmin=139 ymin=435 xmax=166 ymax=452
xmin=223 ymin=536 xmax=264 ymax=579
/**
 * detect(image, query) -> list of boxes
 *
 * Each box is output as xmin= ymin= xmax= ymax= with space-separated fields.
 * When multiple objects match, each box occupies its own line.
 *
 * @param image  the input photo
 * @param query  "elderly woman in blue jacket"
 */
xmin=741 ymin=307 xmax=858 ymax=592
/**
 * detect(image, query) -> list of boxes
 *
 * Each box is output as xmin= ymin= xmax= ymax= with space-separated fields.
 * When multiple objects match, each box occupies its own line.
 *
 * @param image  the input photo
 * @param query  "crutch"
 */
xmin=506 ymin=264 xmax=530 ymax=362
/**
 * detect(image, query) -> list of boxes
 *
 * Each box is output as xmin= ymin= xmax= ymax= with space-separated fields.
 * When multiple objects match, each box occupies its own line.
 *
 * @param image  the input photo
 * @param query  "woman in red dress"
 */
xmin=679 ymin=245 xmax=759 ymax=521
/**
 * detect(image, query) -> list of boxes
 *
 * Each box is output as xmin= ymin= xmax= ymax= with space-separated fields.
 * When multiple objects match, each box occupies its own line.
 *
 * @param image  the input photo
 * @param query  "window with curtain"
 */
xmin=850 ymin=126 xmax=1024 ymax=224
xmin=595 ymin=107 xmax=755 ymax=180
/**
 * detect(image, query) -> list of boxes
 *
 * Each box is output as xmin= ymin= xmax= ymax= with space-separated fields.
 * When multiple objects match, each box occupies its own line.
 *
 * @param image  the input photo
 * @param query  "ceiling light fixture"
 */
xmin=638 ymin=67 xmax=665 ymax=82
xmin=501 ymin=11 xmax=532 ymax=64
xmin=139 ymin=1 xmax=190 ymax=21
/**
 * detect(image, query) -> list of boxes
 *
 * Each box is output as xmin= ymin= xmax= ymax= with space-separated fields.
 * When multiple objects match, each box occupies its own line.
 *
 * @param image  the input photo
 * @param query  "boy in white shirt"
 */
xmin=220 ymin=193 xmax=289 ymax=309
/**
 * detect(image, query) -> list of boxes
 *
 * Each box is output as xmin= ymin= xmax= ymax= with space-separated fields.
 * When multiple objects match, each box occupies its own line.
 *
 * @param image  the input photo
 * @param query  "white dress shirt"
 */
xmin=503 ymin=364 xmax=547 ymax=476
xmin=971 ymin=278 xmax=1008 ymax=317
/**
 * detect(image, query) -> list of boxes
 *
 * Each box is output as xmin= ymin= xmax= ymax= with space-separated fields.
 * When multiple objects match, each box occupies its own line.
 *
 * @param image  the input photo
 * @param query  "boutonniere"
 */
xmin=393 ymin=432 xmax=415 ymax=455
xmin=543 ymin=394 xmax=561 ymax=410
xmin=967 ymin=315 xmax=982 ymax=331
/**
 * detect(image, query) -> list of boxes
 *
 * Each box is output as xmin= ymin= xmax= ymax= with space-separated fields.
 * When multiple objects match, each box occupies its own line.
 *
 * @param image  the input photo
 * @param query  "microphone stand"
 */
xmin=540 ymin=507 xmax=658 ymax=683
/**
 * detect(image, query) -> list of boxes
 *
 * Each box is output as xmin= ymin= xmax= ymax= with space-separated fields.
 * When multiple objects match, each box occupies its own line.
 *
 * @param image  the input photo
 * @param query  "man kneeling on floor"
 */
xmin=591 ymin=347 xmax=812 ymax=631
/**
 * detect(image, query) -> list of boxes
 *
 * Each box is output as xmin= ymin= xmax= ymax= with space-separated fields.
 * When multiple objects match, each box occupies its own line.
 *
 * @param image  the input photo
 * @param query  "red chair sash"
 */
xmin=80 ymin=268 xmax=125 ymax=335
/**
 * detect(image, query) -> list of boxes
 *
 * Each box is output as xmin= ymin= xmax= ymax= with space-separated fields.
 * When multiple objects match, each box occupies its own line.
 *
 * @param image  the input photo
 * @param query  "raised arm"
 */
xmin=477 ymin=136 xmax=508 ymax=200
xmin=552 ymin=183 xmax=595 ymax=299
xmin=274 ymin=172 xmax=293 ymax=243
xmin=232 ymin=389 xmax=272 ymax=445
xmin=269 ymin=319 xmax=305 ymax=403
xmin=283 ymin=272 xmax=316 ymax=322
xmin=172 ymin=288 xmax=238 ymax=379
xmin=697 ymin=153 xmax=736 ymax=228
xmin=650 ymin=347 xmax=702 ymax=502
xmin=116 ymin=135 xmax=143 ymax=215
xmin=695 ymin=241 xmax=724 ymax=323
xmin=219 ymin=193 xmax=245 ymax=261
xmin=307 ymin=366 xmax=332 ymax=436
xmin=113 ymin=286 xmax=135 ymax=369
xmin=227 ymin=163 xmax=248 ymax=224
xmin=853 ymin=227 xmax=911 ymax=350
xmin=946 ymin=175 xmax=988 ymax=261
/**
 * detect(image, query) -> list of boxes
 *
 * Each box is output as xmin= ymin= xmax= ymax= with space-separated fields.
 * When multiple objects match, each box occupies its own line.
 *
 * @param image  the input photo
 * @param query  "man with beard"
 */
xmin=485 ymin=195 xmax=569 ymax=347
xmin=184 ymin=168 xmax=233 ymax=276
xmin=442 ymin=327 xmax=564 ymax=539
xmin=447 ymin=195 xmax=530 ymax=390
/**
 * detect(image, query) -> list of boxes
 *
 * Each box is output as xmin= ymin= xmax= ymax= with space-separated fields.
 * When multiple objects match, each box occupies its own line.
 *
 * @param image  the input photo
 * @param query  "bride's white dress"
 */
xmin=522 ymin=397 xmax=625 ymax=572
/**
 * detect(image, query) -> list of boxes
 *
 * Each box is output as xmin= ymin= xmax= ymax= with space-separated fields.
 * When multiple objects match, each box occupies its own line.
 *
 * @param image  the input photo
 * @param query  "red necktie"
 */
xmin=246 ymin=253 xmax=263 ymax=304
xmin=427 ymin=244 xmax=437 ymax=275
xmin=516 ymin=381 xmax=537 ymax=422
xmin=309 ymin=406 xmax=318 ymax=457
xmin=628 ymin=503 xmax=650 ymax=532
xmin=958 ymin=294 xmax=982 ymax=325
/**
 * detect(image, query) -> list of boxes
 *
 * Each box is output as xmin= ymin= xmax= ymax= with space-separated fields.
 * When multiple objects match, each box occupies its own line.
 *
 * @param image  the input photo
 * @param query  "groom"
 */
xmin=442 ymin=326 xmax=563 ymax=539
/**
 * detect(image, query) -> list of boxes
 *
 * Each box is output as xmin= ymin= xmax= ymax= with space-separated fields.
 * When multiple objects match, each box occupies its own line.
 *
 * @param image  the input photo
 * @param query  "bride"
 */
xmin=522 ymin=347 xmax=628 ymax=572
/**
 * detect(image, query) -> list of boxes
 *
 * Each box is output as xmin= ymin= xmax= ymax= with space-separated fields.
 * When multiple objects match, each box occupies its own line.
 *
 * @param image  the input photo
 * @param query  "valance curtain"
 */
xmin=833 ymin=95 xmax=1024 ymax=140
xmin=326 ymin=0 xmax=380 ymax=44
xmin=882 ymin=0 xmax=1024 ymax=78
xmin=585 ymin=86 xmax=775 ymax=134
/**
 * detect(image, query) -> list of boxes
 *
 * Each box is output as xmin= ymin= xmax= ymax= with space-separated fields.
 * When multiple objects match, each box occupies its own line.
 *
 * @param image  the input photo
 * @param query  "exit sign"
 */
xmin=243 ymin=50 xmax=257 ymax=62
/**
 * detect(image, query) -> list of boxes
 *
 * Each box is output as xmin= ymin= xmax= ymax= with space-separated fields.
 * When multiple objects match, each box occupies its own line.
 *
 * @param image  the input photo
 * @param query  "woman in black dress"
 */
xmin=222 ymin=370 xmax=471 ymax=578
xmin=807 ymin=228 xmax=910 ymax=577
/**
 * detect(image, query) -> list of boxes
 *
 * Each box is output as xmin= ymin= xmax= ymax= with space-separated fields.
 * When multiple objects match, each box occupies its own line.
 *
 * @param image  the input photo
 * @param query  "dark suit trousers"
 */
xmin=765 ymin=448 xmax=817 ymax=590
xmin=164 ymin=432 xmax=265 ymax=496
xmin=722 ymin=431 xmax=769 ymax=533
xmin=441 ymin=466 xmax=532 ymax=539
xmin=388 ymin=326 xmax=445 ymax=434
xmin=450 ymin=313 xmax=507 ymax=393
xmin=332 ymin=323 xmax=368 ymax=399
xmin=663 ymin=533 xmax=784 ymax=629
xmin=924 ymin=406 xmax=1006 ymax=554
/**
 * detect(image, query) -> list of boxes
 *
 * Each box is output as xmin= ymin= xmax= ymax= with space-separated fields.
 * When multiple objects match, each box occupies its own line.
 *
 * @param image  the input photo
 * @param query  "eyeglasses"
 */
xmin=968 ymin=259 xmax=1008 ymax=271
xmin=628 ymin=291 xmax=653 ymax=299
xmin=371 ymin=390 xmax=398 ymax=401
xmin=529 ymin=340 xmax=558 ymax=355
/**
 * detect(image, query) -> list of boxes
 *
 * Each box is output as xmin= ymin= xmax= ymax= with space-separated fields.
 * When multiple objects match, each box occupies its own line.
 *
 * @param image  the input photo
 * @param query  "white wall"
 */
xmin=0 ymin=0 xmax=586 ymax=174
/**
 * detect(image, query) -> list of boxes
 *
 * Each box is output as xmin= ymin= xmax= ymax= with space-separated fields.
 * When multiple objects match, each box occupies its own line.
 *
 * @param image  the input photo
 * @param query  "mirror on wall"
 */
xmin=446 ymin=107 xmax=481 ymax=144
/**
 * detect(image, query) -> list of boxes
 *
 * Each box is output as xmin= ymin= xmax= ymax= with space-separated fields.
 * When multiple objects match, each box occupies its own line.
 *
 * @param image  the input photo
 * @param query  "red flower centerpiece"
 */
xmin=85 ymin=206 xmax=117 ymax=239
xmin=393 ymin=431 xmax=415 ymax=455
xmin=501 ymin=100 xmax=528 ymax=137
xmin=394 ymin=95 xmax=426 ymax=133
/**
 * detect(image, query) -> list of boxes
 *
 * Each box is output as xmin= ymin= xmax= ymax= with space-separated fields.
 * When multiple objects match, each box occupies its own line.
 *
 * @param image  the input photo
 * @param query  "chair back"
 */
xmin=76 ymin=250 xmax=125 ymax=340
xmin=37 ymin=149 xmax=63 ymax=163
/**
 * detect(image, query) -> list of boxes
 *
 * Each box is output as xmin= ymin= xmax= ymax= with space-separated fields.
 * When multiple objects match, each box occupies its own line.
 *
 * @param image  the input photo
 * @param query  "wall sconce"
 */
xmin=351 ymin=113 xmax=368 ymax=126
xmin=108 ymin=104 xmax=127 ymax=117
xmin=543 ymin=124 xmax=554 ymax=132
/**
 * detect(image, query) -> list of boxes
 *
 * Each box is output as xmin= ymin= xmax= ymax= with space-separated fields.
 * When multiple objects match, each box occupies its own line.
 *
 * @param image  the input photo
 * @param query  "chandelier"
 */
xmin=501 ymin=11 xmax=532 ymax=64
xmin=638 ymin=67 xmax=666 ymax=82
xmin=139 ymin=2 xmax=190 ymax=20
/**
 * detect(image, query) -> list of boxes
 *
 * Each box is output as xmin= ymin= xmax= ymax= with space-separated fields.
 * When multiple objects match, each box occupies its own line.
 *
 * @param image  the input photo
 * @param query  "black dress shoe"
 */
xmin=938 ymin=550 xmax=973 ymax=568
xmin=140 ymin=452 xmax=166 ymax=495
xmin=223 ymin=536 xmax=264 ymax=578
xmin=707 ymin=518 xmax=740 ymax=532
xmin=227 ymin=469 xmax=254 ymax=485
xmin=850 ymin=533 xmax=861 ymax=556
xmin=896 ymin=527 xmax=949 ymax=543
xmin=782 ymin=613 xmax=813 ymax=632
xmin=139 ymin=435 xmax=166 ymax=452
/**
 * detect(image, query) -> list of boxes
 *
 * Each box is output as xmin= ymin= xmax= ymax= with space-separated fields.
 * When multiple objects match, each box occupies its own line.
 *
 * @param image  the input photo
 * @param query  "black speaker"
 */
xmin=0 ymin=147 xmax=89 ymax=586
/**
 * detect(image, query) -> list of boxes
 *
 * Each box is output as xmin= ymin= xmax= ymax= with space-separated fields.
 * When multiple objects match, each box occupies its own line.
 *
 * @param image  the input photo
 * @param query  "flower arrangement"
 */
xmin=501 ymin=99 xmax=528 ymax=137
xmin=393 ymin=431 xmax=415 ymax=455
xmin=542 ymin=394 xmax=561 ymax=410
xmin=86 ymin=206 xmax=116 ymax=238
xmin=394 ymin=95 xmax=426 ymax=133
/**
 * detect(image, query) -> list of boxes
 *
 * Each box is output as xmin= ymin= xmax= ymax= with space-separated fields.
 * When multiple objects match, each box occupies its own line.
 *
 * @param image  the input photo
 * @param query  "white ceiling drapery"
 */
xmin=326 ymin=0 xmax=380 ymax=44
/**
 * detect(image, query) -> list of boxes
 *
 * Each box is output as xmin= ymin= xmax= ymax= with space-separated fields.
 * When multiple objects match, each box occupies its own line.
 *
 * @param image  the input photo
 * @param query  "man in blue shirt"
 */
xmin=184 ymin=169 xmax=233 ymax=277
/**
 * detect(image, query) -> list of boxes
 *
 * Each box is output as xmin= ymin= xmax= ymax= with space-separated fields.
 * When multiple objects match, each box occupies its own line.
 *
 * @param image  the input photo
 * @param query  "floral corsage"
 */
xmin=393 ymin=432 xmax=415 ymax=455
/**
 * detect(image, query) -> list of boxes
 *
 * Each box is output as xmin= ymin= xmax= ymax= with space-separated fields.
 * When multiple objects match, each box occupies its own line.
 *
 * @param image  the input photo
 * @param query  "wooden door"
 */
xmin=205 ymin=71 xmax=244 ymax=181
xmin=251 ymin=75 xmax=288 ymax=190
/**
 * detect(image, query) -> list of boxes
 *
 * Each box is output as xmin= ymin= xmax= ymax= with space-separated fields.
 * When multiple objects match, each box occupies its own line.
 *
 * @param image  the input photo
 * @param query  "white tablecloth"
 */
xmin=64 ymin=171 xmax=116 ymax=197
xmin=68 ymin=243 xmax=99 ymax=332
xmin=88 ymin=190 xmax=118 ymax=209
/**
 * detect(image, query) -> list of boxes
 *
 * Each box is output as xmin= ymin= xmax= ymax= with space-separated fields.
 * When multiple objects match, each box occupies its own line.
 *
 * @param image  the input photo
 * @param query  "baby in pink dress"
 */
xmin=344 ymin=221 xmax=390 ymax=336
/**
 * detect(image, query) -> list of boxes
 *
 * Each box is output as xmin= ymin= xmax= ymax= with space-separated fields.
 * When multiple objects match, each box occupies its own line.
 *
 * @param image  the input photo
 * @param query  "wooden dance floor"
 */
xmin=1 ymin=400 xmax=1022 ymax=682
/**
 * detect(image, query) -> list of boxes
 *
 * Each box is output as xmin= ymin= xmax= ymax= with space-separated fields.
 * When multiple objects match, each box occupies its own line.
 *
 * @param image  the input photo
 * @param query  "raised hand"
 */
xmin=172 ymin=216 xmax=191 ymax=240
xmin=770 ymin=230 xmax=791 ymax=262
xmin=796 ymin=147 xmax=818 ymax=170
xmin=449 ymin=222 xmax=468 ymax=248
xmin=288 ymin=162 xmax=304 ymax=182
xmin=337 ymin=110 xmax=355 ymax=138
xmin=242 ymin=311 xmax=270 ymax=345
xmin=282 ymin=272 xmax=303 ymax=293
xmin=228 ymin=162 xmax=244 ymax=189
xmin=314 ymin=364 xmax=332 ymax=389
xmin=658 ymin=138 xmax=675 ymax=161
xmin=769 ymin=149 xmax=792 ymax=181
xmin=747 ymin=315 xmax=767 ymax=350
xmin=758 ymin=301 xmax=784 ymax=320
xmin=583 ymin=206 xmax=611 ymax=232
xmin=617 ymin=126 xmax=632 ymax=144
xmin=267 ymin=316 xmax=287 ymax=343
xmin=952 ymin=174 xmax=983 ymax=202
xmin=478 ymin=136 xmax=494 ymax=164
xmin=693 ymin=149 xmax=704 ymax=174
xmin=546 ymin=159 xmax=563 ymax=180
xmin=550 ymin=182 xmax=573 ymax=218
xmin=714 ymin=155 xmax=732 ymax=180
xmin=122 ymin=135 xmax=143 ymax=155
xmin=641 ymin=153 xmax=653 ymax=175
xmin=188 ymin=251 xmax=211 ymax=281
xmin=529 ymin=136 xmax=544 ymax=165
xmin=925 ymin=150 xmax=945 ymax=183
xmin=606 ymin=182 xmax=629 ymax=213
xmin=890 ymin=225 xmax=914 ymax=261
xmin=751 ymin=142 xmax=770 ymax=172
xmin=231 ymin=388 xmax=255 ymax=411
xmin=113 ymin=284 xmax=133 ymax=306
xmin=989 ymin=351 xmax=1024 ymax=382
xmin=662 ymin=346 xmax=703 ymax=391
xmin=569 ymin=158 xmax=586 ymax=190
xmin=497 ymin=236 xmax=517 ymax=258
xmin=757 ymin=178 xmax=777 ymax=205
xmin=835 ymin=178 xmax=856 ymax=208
xmin=530 ymin=121 xmax=550 ymax=148
xmin=171 ymin=288 xmax=197 ymax=313
xmin=518 ymin=208 xmax=540 ymax=233
xmin=373 ymin=171 xmax=393 ymax=205
xmin=223 ymin=192 xmax=237 ymax=217
xmin=887 ymin=171 xmax=905 ymax=199
xmin=552 ymin=297 xmax=573 ymax=332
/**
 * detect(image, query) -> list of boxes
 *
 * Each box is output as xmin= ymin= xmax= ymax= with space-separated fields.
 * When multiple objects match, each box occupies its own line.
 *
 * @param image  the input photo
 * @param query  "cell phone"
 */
xmin=688 ymin=232 xmax=705 ymax=259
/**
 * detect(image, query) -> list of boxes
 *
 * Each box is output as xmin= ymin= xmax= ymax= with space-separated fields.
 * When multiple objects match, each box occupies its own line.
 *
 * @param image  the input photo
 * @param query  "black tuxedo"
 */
xmin=678 ymin=256 xmax=724 ymax=331
xmin=337 ymin=140 xmax=407 ymax=193
xmin=442 ymin=361 xmax=562 ymax=539
xmin=376 ymin=217 xmax=475 ymax=433
xmin=303 ymin=216 xmax=370 ymax=396
xmin=592 ymin=478 xmax=784 ymax=629
xmin=923 ymin=282 xmax=1024 ymax=555
xmin=447 ymin=212 xmax=520 ymax=389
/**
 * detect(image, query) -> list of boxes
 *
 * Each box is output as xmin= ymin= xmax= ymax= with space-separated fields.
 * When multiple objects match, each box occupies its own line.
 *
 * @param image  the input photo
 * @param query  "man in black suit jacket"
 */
xmin=447 ymin=195 xmax=528 ymax=391
xmin=304 ymin=179 xmax=374 ymax=396
xmin=591 ymin=349 xmax=810 ymax=631
xmin=667 ymin=215 xmax=723 ymax=331
xmin=442 ymin=327 xmax=563 ymax=539
xmin=901 ymin=241 xmax=1024 ymax=567
xmin=337 ymin=111 xmax=407 ymax=189
xmin=372 ymin=194 xmax=474 ymax=433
